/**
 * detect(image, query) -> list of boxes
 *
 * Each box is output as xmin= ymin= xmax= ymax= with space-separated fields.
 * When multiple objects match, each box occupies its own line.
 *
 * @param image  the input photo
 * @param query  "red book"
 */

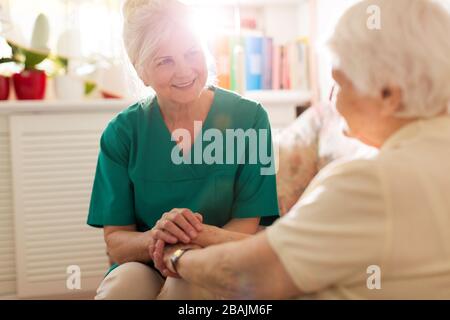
xmin=272 ymin=45 xmax=281 ymax=90
xmin=281 ymin=45 xmax=291 ymax=90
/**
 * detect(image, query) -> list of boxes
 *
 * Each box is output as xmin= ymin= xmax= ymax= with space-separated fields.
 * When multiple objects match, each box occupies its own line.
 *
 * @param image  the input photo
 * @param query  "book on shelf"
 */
xmin=280 ymin=45 xmax=290 ymax=90
xmin=244 ymin=36 xmax=263 ymax=90
xmin=208 ymin=34 xmax=310 ymax=93
xmin=213 ymin=35 xmax=231 ymax=89
xmin=289 ymin=38 xmax=310 ymax=92
xmin=272 ymin=45 xmax=281 ymax=91
xmin=229 ymin=36 xmax=246 ymax=93
xmin=262 ymin=37 xmax=273 ymax=90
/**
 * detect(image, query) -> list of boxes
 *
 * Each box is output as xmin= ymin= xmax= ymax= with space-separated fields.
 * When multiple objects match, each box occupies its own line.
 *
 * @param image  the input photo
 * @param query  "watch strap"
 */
xmin=170 ymin=248 xmax=192 ymax=274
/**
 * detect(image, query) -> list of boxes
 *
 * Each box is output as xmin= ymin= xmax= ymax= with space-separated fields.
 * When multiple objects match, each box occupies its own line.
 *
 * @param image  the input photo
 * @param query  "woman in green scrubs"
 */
xmin=87 ymin=0 xmax=279 ymax=299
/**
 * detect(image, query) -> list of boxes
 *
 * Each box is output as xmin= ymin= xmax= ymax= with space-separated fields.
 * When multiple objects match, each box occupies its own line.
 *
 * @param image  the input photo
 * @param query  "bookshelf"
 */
xmin=0 ymin=0 xmax=319 ymax=128
xmin=184 ymin=0 xmax=318 ymax=113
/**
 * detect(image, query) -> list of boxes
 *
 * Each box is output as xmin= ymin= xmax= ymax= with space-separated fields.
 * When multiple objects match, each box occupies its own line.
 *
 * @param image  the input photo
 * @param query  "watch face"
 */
xmin=173 ymin=249 xmax=184 ymax=258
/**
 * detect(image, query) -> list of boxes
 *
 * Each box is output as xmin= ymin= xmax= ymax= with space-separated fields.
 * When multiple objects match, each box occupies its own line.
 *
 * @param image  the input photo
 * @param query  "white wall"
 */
xmin=315 ymin=0 xmax=359 ymax=101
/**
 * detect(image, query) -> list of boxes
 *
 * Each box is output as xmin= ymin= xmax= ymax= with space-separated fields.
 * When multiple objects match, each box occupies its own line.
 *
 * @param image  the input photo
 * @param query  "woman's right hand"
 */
xmin=148 ymin=208 xmax=203 ymax=259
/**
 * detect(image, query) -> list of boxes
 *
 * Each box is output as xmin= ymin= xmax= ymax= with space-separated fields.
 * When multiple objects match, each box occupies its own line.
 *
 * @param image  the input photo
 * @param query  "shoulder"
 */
xmin=314 ymin=157 xmax=380 ymax=185
xmin=99 ymin=98 xmax=153 ymax=164
xmin=109 ymin=98 xmax=149 ymax=131
xmin=214 ymin=87 xmax=269 ymax=129
xmin=103 ymin=98 xmax=151 ymax=143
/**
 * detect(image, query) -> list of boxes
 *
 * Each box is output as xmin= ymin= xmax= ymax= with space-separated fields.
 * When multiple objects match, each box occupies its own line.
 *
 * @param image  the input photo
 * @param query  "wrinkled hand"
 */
xmin=153 ymin=239 xmax=200 ymax=278
xmin=155 ymin=208 xmax=203 ymax=243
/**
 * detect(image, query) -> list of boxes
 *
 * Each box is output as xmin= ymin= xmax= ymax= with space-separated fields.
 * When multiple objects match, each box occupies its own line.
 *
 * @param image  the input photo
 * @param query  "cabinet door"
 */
xmin=0 ymin=116 xmax=16 ymax=297
xmin=9 ymin=112 xmax=115 ymax=298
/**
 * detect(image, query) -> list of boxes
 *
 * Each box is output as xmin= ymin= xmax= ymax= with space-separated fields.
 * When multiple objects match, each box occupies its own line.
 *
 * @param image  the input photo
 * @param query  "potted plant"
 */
xmin=0 ymin=57 xmax=15 ymax=100
xmin=10 ymin=13 xmax=50 ymax=100
xmin=53 ymin=29 xmax=85 ymax=100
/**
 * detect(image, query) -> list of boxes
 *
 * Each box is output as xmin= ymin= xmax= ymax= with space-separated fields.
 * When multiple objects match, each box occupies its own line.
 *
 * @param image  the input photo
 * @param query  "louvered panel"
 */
xmin=0 ymin=116 xmax=16 ymax=297
xmin=10 ymin=113 xmax=116 ymax=298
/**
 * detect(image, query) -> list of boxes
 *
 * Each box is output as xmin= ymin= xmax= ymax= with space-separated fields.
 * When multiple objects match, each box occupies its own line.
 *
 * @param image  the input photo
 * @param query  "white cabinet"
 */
xmin=0 ymin=116 xmax=16 ymax=297
xmin=0 ymin=101 xmax=128 ymax=298
xmin=8 ymin=112 xmax=114 ymax=298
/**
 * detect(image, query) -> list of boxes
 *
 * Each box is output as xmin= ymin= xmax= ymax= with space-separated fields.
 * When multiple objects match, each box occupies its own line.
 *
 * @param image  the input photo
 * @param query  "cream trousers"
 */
xmin=94 ymin=262 xmax=221 ymax=300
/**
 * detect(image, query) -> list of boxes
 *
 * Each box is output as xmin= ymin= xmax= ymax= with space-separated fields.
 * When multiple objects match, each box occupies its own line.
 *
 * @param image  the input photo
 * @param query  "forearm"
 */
xmin=106 ymin=230 xmax=152 ymax=264
xmin=192 ymin=224 xmax=251 ymax=247
xmin=175 ymin=232 xmax=300 ymax=299
xmin=191 ymin=217 xmax=260 ymax=248
xmin=223 ymin=217 xmax=260 ymax=234
xmin=177 ymin=241 xmax=246 ymax=299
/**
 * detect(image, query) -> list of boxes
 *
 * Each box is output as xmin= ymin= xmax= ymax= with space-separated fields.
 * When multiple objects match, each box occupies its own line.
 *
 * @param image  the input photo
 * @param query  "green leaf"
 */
xmin=7 ymin=41 xmax=19 ymax=54
xmin=6 ymin=40 xmax=49 ymax=70
xmin=24 ymin=49 xmax=48 ymax=70
xmin=55 ymin=56 xmax=69 ymax=69
xmin=7 ymin=41 xmax=24 ymax=63
xmin=85 ymin=81 xmax=97 ymax=95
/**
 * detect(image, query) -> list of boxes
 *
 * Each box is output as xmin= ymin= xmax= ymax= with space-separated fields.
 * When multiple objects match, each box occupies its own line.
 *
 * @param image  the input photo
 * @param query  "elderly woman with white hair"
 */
xmin=87 ymin=0 xmax=279 ymax=299
xmin=153 ymin=0 xmax=450 ymax=299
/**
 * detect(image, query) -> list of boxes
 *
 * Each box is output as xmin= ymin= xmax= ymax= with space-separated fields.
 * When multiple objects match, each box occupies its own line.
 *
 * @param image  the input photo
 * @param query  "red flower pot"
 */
xmin=13 ymin=70 xmax=47 ymax=100
xmin=0 ymin=76 xmax=10 ymax=100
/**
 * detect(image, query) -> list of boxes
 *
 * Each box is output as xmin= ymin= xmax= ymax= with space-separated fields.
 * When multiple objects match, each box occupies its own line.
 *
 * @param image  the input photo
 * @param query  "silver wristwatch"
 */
xmin=170 ymin=248 xmax=191 ymax=273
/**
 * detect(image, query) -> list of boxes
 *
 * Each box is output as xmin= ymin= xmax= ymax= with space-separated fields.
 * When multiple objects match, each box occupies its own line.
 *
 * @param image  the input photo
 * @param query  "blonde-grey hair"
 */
xmin=328 ymin=0 xmax=450 ymax=118
xmin=122 ymin=0 xmax=216 ymax=90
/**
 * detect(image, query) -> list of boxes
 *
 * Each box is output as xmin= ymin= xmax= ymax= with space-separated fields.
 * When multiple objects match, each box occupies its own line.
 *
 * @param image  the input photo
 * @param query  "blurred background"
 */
xmin=0 ymin=0 xmax=448 ymax=299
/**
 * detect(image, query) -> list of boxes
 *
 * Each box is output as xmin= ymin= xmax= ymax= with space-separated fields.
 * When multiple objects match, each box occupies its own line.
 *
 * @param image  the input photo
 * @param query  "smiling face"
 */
xmin=146 ymin=28 xmax=208 ymax=105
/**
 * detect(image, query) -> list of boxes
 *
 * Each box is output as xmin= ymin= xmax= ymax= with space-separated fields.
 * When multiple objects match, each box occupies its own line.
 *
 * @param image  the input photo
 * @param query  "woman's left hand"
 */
xmin=154 ymin=208 xmax=203 ymax=244
xmin=153 ymin=239 xmax=200 ymax=278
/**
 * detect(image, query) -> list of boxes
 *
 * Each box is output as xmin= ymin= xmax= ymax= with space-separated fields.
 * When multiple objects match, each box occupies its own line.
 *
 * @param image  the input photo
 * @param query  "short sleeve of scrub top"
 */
xmin=230 ymin=105 xmax=279 ymax=219
xmin=87 ymin=121 xmax=136 ymax=227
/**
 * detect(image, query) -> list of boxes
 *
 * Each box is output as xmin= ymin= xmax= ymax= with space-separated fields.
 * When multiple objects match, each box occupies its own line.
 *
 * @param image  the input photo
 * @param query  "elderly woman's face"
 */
xmin=147 ymin=29 xmax=208 ymax=105
xmin=332 ymin=69 xmax=398 ymax=147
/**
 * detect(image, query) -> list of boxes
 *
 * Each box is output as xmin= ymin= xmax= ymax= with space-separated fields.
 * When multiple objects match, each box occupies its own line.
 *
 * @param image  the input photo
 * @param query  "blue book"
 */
xmin=245 ymin=36 xmax=263 ymax=91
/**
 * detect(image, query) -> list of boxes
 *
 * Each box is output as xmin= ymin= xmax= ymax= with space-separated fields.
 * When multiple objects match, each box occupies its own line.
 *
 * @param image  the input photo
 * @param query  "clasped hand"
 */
xmin=149 ymin=208 xmax=202 ymax=277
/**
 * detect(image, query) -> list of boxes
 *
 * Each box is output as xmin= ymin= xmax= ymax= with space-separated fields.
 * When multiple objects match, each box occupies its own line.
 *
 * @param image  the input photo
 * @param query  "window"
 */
xmin=1 ymin=0 xmax=123 ymax=59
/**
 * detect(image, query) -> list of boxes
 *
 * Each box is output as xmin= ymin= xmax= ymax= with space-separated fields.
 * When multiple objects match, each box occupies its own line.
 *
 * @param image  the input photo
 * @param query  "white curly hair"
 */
xmin=328 ymin=0 xmax=450 ymax=118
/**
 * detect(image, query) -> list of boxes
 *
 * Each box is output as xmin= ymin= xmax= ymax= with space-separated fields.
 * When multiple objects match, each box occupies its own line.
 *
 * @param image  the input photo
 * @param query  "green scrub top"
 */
xmin=87 ymin=87 xmax=279 ymax=273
